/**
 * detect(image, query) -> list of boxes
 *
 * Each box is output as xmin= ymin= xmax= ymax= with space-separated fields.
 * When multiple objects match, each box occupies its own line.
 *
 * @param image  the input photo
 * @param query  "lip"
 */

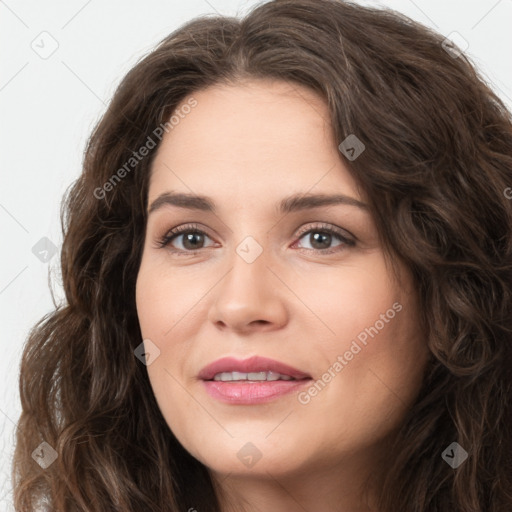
xmin=198 ymin=355 xmax=311 ymax=381
xmin=202 ymin=379 xmax=311 ymax=405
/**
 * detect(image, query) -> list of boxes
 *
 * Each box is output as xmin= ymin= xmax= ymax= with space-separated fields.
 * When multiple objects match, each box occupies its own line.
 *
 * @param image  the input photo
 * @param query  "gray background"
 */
xmin=1 ymin=0 xmax=511 ymax=509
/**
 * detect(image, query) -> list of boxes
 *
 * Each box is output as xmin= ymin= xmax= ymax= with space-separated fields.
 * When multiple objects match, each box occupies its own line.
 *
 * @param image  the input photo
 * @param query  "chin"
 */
xmin=192 ymin=437 xmax=311 ymax=477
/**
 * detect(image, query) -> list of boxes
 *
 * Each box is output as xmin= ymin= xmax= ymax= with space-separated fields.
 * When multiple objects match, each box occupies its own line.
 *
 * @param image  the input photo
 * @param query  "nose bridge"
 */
xmin=235 ymin=232 xmax=267 ymax=266
xmin=224 ymin=210 xmax=272 ymax=275
xmin=224 ymin=231 xmax=272 ymax=295
xmin=208 ymin=228 xmax=288 ymax=330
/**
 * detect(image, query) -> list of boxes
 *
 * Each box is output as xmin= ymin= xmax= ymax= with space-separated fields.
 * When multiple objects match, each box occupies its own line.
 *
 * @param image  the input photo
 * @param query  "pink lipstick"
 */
xmin=198 ymin=355 xmax=312 ymax=405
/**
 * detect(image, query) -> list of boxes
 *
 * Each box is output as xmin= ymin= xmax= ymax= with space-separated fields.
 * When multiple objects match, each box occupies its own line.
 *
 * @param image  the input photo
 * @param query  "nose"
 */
xmin=207 ymin=241 xmax=289 ymax=333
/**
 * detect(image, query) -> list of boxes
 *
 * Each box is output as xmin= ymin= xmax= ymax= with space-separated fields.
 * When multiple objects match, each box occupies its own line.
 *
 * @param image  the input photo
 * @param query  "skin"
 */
xmin=135 ymin=79 xmax=431 ymax=512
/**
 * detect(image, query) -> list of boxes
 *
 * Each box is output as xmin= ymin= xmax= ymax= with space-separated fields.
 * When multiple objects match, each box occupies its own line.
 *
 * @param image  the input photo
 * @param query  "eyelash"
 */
xmin=155 ymin=222 xmax=355 ymax=256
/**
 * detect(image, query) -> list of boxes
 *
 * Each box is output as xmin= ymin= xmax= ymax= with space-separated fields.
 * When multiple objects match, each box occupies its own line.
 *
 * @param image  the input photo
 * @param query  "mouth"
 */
xmin=209 ymin=370 xmax=300 ymax=382
xmin=198 ymin=356 xmax=312 ymax=404
xmin=198 ymin=355 xmax=312 ymax=381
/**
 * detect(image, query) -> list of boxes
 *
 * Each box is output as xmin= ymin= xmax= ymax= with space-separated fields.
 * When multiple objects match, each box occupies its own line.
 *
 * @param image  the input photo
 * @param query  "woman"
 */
xmin=12 ymin=0 xmax=512 ymax=510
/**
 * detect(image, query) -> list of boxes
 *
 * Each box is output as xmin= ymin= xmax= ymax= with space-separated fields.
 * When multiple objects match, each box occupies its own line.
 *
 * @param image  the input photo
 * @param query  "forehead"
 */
xmin=148 ymin=79 xmax=362 ymax=203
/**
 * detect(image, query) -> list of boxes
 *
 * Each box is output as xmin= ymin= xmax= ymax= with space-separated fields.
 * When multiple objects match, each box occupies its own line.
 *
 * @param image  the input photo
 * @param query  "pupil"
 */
xmin=311 ymin=232 xmax=330 ymax=249
xmin=183 ymin=232 xmax=203 ymax=249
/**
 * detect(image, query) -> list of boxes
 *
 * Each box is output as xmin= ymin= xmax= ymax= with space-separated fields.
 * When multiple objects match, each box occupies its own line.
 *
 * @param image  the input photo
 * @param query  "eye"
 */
xmin=293 ymin=223 xmax=355 ymax=254
xmin=156 ymin=222 xmax=355 ymax=256
xmin=156 ymin=223 xmax=216 ymax=255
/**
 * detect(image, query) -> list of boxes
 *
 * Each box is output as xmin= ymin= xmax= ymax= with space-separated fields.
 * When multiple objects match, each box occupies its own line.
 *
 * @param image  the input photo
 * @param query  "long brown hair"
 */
xmin=12 ymin=0 xmax=512 ymax=510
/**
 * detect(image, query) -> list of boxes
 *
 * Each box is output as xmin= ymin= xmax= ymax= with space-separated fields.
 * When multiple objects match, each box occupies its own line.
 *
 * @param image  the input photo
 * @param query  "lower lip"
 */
xmin=202 ymin=379 xmax=312 ymax=405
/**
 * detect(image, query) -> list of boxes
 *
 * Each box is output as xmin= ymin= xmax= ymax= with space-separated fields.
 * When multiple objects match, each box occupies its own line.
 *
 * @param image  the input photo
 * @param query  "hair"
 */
xmin=12 ymin=0 xmax=512 ymax=510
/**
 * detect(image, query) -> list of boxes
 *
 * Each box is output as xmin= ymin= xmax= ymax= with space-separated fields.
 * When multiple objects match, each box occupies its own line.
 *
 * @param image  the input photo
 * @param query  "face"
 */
xmin=135 ymin=79 xmax=430 ymax=481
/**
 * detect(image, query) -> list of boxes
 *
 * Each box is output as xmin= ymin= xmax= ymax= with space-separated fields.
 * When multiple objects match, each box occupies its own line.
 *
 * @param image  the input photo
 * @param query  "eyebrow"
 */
xmin=147 ymin=191 xmax=369 ymax=216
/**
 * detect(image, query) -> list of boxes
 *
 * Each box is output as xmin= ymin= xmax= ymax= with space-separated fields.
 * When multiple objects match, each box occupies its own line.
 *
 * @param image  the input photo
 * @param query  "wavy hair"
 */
xmin=12 ymin=0 xmax=512 ymax=510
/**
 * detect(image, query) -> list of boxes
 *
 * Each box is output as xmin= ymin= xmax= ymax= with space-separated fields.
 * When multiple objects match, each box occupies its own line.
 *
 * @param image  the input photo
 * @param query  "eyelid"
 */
xmin=294 ymin=222 xmax=355 ymax=242
xmin=154 ymin=222 xmax=215 ymax=250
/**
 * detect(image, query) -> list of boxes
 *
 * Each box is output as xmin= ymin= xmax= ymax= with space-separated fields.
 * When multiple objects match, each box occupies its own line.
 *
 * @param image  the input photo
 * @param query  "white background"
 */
xmin=1 ymin=0 xmax=511 ymax=509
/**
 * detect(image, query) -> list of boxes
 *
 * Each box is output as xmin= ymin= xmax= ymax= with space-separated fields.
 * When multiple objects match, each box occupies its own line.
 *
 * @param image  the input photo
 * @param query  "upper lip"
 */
xmin=198 ymin=356 xmax=312 ymax=381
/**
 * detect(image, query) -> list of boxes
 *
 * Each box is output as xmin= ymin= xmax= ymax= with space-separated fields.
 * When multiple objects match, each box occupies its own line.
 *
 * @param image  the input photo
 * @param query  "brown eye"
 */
xmin=157 ymin=224 xmax=215 ymax=253
xmin=156 ymin=222 xmax=355 ymax=256
xmin=178 ymin=231 xmax=207 ymax=250
xmin=301 ymin=231 xmax=337 ymax=250
xmin=294 ymin=225 xmax=355 ymax=254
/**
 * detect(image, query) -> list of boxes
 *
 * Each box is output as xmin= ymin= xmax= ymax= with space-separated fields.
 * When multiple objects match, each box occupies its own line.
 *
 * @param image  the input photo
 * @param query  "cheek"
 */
xmin=298 ymin=255 xmax=427 ymax=436
xmin=135 ymin=255 xmax=207 ymax=412
xmin=296 ymin=252 xmax=403 ymax=351
xmin=135 ymin=255 xmax=204 ymax=339
xmin=135 ymin=262 xmax=200 ymax=446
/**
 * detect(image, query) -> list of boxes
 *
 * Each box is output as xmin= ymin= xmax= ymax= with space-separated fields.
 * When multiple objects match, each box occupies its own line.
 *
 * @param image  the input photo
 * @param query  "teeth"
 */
xmin=212 ymin=371 xmax=295 ymax=382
